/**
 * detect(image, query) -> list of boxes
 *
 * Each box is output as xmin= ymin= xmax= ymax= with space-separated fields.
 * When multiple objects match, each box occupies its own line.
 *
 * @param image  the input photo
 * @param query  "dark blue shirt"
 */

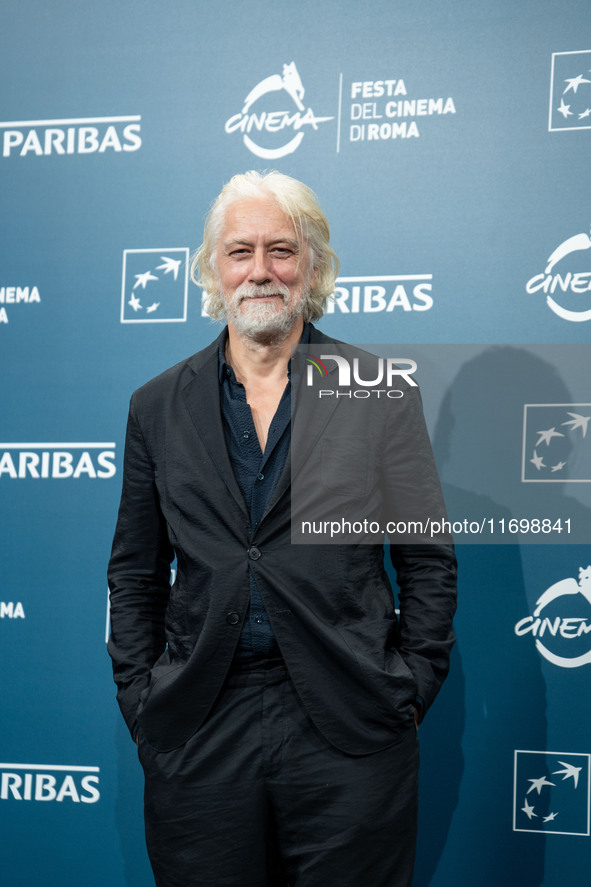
xmin=218 ymin=323 xmax=310 ymax=660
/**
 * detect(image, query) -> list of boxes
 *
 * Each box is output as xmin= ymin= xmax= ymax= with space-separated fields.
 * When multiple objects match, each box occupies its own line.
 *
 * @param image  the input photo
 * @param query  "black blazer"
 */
xmin=107 ymin=325 xmax=457 ymax=753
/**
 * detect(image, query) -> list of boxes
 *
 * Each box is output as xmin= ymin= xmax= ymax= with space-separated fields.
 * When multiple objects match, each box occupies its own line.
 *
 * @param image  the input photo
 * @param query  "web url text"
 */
xmin=300 ymin=517 xmax=572 ymax=539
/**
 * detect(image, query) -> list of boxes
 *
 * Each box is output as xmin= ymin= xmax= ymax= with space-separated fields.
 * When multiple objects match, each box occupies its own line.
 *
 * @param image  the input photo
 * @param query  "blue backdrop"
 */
xmin=2 ymin=2 xmax=591 ymax=884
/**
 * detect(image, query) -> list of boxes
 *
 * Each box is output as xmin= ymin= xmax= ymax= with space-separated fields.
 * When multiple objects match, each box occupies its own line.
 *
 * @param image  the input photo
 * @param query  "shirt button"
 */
xmin=257 ymin=473 xmax=264 ymax=481
xmin=254 ymin=616 xmax=264 ymax=624
xmin=242 ymin=431 xmax=250 ymax=439
xmin=226 ymin=612 xmax=240 ymax=625
xmin=248 ymin=546 xmax=262 ymax=560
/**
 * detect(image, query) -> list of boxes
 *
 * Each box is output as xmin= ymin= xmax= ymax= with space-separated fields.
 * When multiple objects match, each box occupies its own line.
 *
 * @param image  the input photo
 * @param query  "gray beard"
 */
xmin=223 ymin=282 xmax=307 ymax=345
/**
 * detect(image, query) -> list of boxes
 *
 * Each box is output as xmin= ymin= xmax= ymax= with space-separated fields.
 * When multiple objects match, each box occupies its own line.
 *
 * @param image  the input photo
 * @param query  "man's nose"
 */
xmin=249 ymin=249 xmax=272 ymax=283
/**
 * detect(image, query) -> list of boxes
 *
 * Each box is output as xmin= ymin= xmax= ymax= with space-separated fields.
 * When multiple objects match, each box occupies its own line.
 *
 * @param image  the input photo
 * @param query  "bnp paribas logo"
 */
xmin=121 ymin=249 xmax=189 ymax=323
xmin=0 ymin=763 xmax=100 ymax=804
xmin=224 ymin=62 xmax=333 ymax=159
xmin=0 ymin=442 xmax=116 ymax=479
xmin=1 ymin=114 xmax=142 ymax=158
xmin=522 ymin=403 xmax=591 ymax=482
xmin=549 ymin=50 xmax=591 ymax=132
xmin=514 ymin=750 xmax=590 ymax=836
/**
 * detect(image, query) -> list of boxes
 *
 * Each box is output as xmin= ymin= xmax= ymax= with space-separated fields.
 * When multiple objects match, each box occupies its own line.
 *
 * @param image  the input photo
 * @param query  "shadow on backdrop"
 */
xmin=411 ymin=346 xmax=590 ymax=886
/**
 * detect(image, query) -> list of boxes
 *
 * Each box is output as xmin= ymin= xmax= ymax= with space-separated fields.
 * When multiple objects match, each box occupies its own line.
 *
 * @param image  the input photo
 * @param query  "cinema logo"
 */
xmin=0 ymin=763 xmax=100 ymax=804
xmin=327 ymin=275 xmax=433 ymax=314
xmin=0 ymin=602 xmax=25 ymax=619
xmin=305 ymin=351 xmax=417 ymax=399
xmin=0 ymin=285 xmax=41 ymax=325
xmin=526 ymin=226 xmax=591 ymax=322
xmin=225 ymin=62 xmax=333 ymax=159
xmin=515 ymin=566 xmax=591 ymax=668
xmin=1 ymin=115 xmax=142 ymax=158
xmin=0 ymin=443 xmax=116 ymax=479
xmin=344 ymin=77 xmax=456 ymax=146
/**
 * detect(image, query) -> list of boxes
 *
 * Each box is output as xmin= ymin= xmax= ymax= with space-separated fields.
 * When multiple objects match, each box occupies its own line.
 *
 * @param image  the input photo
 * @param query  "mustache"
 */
xmin=233 ymin=282 xmax=291 ymax=303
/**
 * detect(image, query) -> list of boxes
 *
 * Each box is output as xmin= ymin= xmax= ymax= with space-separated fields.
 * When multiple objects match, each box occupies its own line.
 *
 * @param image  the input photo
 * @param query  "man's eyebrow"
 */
xmin=270 ymin=238 xmax=300 ymax=250
xmin=222 ymin=237 xmax=300 ymax=252
xmin=222 ymin=239 xmax=251 ymax=249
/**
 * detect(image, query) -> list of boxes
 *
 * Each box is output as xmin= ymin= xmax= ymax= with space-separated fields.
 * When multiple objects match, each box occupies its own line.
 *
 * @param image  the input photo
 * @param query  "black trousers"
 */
xmin=138 ymin=661 xmax=419 ymax=887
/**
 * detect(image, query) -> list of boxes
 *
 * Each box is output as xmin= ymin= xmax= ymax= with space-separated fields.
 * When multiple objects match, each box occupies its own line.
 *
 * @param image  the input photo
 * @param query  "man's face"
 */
xmin=215 ymin=196 xmax=314 ymax=343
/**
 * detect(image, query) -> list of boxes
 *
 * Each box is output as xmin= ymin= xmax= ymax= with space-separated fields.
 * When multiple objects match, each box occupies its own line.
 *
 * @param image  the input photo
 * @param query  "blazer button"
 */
xmin=226 ymin=612 xmax=240 ymax=625
xmin=248 ymin=546 xmax=262 ymax=560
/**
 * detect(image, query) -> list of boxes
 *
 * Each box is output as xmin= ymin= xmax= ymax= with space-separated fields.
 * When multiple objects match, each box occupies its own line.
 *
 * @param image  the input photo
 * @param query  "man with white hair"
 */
xmin=108 ymin=170 xmax=457 ymax=887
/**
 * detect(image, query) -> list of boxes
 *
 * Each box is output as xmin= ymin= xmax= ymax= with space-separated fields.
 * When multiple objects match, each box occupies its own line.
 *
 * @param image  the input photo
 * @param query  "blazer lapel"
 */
xmin=181 ymin=333 xmax=248 ymax=519
xmin=181 ymin=326 xmax=344 ymax=530
xmin=259 ymin=325 xmax=342 ymax=523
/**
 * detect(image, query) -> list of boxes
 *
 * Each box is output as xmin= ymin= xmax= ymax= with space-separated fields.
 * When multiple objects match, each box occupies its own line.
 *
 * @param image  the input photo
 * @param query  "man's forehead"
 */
xmin=221 ymin=197 xmax=298 ymax=241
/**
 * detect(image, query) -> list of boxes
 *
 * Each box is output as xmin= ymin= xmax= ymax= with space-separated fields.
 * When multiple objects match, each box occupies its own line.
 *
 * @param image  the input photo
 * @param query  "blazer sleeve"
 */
xmin=384 ymin=385 xmax=457 ymax=720
xmin=389 ymin=542 xmax=457 ymax=721
xmin=107 ymin=394 xmax=174 ymax=736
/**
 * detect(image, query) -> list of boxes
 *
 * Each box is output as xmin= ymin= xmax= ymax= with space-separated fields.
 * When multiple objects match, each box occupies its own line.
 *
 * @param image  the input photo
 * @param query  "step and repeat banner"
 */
xmin=2 ymin=2 xmax=590 ymax=885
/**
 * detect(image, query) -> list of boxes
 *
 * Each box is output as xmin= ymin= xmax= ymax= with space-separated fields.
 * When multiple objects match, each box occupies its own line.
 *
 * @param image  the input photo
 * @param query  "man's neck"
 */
xmin=225 ymin=318 xmax=304 ymax=387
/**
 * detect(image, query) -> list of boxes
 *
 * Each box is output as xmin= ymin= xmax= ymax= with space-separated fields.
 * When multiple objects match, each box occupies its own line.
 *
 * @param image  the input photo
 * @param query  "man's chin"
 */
xmin=230 ymin=307 xmax=302 ymax=344
xmin=236 ymin=319 xmax=296 ymax=344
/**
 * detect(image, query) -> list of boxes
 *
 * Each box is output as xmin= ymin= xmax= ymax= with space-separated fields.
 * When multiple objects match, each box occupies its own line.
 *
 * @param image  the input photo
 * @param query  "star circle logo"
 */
xmin=224 ymin=62 xmax=333 ymax=159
